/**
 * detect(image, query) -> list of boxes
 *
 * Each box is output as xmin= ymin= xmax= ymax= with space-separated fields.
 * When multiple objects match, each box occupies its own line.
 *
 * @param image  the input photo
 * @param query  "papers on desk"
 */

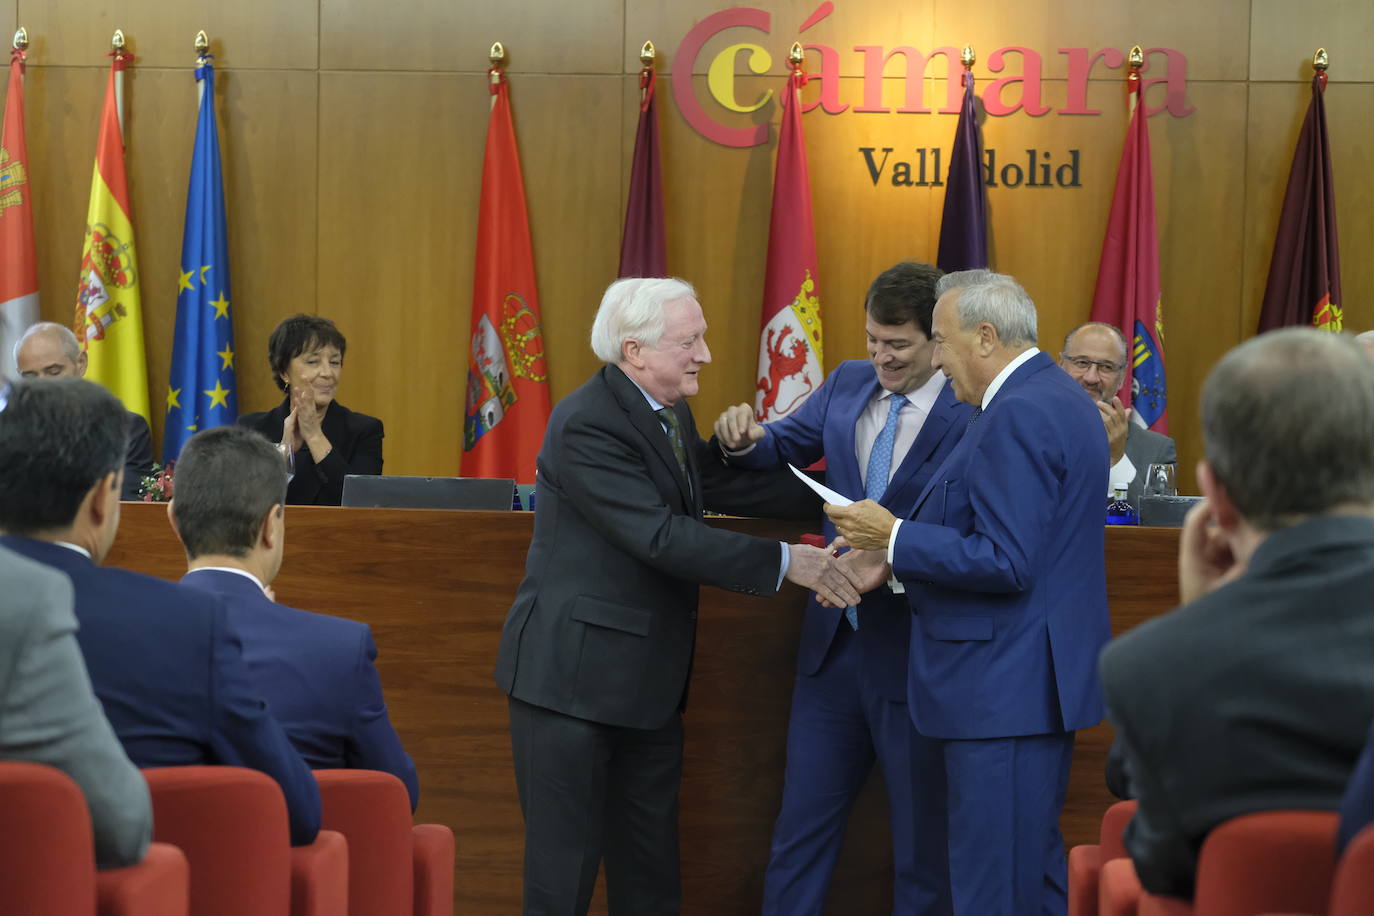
xmin=788 ymin=464 xmax=853 ymax=506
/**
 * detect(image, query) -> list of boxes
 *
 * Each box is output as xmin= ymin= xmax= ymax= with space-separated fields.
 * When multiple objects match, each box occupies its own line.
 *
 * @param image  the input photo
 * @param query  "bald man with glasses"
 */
xmin=1059 ymin=322 xmax=1176 ymax=508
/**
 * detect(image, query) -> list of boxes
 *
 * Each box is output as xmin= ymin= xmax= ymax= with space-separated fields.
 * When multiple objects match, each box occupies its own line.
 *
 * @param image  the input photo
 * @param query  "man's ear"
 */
xmin=166 ymin=499 xmax=182 ymax=543
xmin=260 ymin=504 xmax=284 ymax=551
xmin=975 ymin=322 xmax=998 ymax=355
xmin=87 ymin=471 xmax=119 ymax=528
xmin=1197 ymin=460 xmax=1242 ymax=531
xmin=621 ymin=338 xmax=644 ymax=369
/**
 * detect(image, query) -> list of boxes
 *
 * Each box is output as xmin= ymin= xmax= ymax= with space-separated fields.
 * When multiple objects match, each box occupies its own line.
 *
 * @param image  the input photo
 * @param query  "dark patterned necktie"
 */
xmin=656 ymin=407 xmax=688 ymax=476
xmin=967 ymin=406 xmax=983 ymax=428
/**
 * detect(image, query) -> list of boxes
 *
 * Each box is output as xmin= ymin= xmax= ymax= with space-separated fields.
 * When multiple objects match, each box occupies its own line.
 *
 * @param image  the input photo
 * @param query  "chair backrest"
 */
xmin=144 ymin=766 xmax=292 ymax=916
xmin=1329 ymin=822 xmax=1374 ymax=916
xmin=1100 ymin=799 xmax=1139 ymax=862
xmin=314 ymin=769 xmax=414 ymax=916
xmin=0 ymin=761 xmax=97 ymax=915
xmin=1191 ymin=809 xmax=1339 ymax=916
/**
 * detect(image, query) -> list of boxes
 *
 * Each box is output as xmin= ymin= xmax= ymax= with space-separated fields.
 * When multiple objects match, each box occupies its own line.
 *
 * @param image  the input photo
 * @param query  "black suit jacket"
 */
xmin=238 ymin=398 xmax=383 ymax=505
xmin=494 ymin=364 xmax=820 ymax=730
xmin=1100 ymin=515 xmax=1374 ymax=899
xmin=121 ymin=411 xmax=155 ymax=501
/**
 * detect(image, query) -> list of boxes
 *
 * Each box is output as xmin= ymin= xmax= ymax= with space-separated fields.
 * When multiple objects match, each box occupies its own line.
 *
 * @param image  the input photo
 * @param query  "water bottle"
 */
xmin=1106 ymin=486 xmax=1138 ymax=526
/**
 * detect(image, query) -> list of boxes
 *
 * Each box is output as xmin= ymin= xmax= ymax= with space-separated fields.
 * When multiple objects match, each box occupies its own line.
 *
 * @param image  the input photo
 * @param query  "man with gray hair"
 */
xmin=1100 ymin=328 xmax=1374 ymax=900
xmin=14 ymin=321 xmax=154 ymax=499
xmin=1355 ymin=329 xmax=1374 ymax=360
xmin=827 ymin=269 xmax=1111 ymax=914
xmin=495 ymin=277 xmax=864 ymax=915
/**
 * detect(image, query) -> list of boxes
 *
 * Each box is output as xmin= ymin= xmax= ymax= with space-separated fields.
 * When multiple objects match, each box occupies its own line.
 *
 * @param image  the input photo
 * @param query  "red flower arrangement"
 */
xmin=139 ymin=463 xmax=175 ymax=502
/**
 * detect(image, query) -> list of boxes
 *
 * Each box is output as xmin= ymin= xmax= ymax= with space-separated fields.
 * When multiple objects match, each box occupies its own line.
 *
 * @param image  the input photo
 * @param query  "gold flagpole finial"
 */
xmin=961 ymin=45 xmax=976 ymax=69
xmin=111 ymin=29 xmax=125 ymax=52
xmin=1313 ymin=48 xmax=1329 ymax=72
xmin=194 ymin=30 xmax=209 ymax=60
xmin=788 ymin=41 xmax=804 ymax=67
xmin=489 ymin=41 xmax=506 ymax=68
xmin=12 ymin=27 xmax=28 ymax=51
xmin=1128 ymin=45 xmax=1144 ymax=71
xmin=640 ymin=40 xmax=656 ymax=68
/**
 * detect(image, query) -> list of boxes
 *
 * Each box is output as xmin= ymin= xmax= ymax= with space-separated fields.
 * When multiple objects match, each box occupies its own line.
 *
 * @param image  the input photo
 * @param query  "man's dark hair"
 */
xmin=172 ymin=426 xmax=289 ymax=558
xmin=0 ymin=379 xmax=127 ymax=535
xmin=267 ymin=314 xmax=347 ymax=393
xmin=1203 ymin=327 xmax=1374 ymax=531
xmin=865 ymin=261 xmax=944 ymax=336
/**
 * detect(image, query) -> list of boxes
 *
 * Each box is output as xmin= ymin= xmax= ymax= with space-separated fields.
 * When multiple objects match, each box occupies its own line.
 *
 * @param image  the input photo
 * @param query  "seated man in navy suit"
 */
xmin=168 ymin=425 xmax=419 ymax=809
xmin=0 ymin=378 xmax=320 ymax=846
xmin=714 ymin=261 xmax=970 ymax=914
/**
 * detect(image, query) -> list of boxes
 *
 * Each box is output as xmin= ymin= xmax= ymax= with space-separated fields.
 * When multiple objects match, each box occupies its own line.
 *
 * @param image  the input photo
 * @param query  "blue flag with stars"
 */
xmin=164 ymin=57 xmax=235 ymax=464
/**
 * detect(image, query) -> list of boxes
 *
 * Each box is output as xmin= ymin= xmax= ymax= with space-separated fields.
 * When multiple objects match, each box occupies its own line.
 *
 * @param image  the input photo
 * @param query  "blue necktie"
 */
xmin=846 ymin=393 xmax=907 ymax=630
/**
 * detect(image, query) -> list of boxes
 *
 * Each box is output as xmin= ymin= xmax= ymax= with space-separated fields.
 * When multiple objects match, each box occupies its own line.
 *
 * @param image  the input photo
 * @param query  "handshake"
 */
xmin=712 ymin=403 xmax=908 ymax=607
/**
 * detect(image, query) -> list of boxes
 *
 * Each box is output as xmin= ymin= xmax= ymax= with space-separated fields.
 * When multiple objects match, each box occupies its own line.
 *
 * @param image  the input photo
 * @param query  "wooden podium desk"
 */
xmin=106 ymin=504 xmax=1179 ymax=915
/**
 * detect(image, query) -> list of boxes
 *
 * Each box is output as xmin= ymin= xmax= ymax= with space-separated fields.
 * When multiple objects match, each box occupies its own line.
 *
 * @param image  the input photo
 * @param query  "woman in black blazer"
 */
xmin=238 ymin=315 xmax=383 ymax=505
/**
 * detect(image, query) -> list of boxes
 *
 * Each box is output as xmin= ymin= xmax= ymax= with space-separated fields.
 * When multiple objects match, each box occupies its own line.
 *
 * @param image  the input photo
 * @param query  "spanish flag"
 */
xmin=75 ymin=49 xmax=149 ymax=420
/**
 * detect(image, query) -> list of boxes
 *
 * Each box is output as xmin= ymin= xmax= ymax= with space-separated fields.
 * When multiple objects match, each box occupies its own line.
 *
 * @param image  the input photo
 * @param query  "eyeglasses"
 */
xmin=1061 ymin=354 xmax=1125 ymax=375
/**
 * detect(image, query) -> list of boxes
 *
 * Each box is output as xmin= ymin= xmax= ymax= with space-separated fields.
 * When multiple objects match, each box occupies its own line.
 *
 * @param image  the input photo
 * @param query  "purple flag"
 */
xmin=619 ymin=66 xmax=667 ymax=277
xmin=937 ymin=69 xmax=989 ymax=273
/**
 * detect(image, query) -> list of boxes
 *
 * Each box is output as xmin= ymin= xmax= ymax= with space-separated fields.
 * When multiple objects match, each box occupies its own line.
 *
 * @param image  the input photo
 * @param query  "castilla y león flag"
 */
xmin=1089 ymin=69 xmax=1167 ymax=434
xmin=755 ymin=55 xmax=823 ymax=424
xmin=1257 ymin=72 xmax=1341 ymax=334
xmin=462 ymin=66 xmax=550 ymax=484
xmin=1 ymin=47 xmax=39 ymax=382
xmin=76 ymin=48 xmax=149 ymax=420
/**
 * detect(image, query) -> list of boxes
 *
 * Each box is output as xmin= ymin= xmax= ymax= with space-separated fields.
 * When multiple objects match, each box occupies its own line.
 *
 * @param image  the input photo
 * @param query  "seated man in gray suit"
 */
xmin=0 ymin=543 xmax=151 ymax=868
xmin=1059 ymin=322 xmax=1176 ymax=506
xmin=14 ymin=322 xmax=154 ymax=500
xmin=1100 ymin=328 xmax=1374 ymax=899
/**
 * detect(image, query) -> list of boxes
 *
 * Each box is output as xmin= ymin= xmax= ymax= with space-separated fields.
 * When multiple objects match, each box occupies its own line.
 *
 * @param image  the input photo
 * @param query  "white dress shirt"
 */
xmin=856 ymin=370 xmax=946 ymax=495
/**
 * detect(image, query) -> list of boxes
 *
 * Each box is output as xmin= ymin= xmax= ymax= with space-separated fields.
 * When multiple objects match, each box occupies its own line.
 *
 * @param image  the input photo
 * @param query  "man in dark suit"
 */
xmin=1058 ymin=322 xmax=1177 ymax=507
xmin=828 ymin=270 xmax=1110 ymax=915
xmin=0 ymin=543 xmax=152 ymax=868
xmin=169 ymin=425 xmax=419 ymax=808
xmin=713 ymin=261 xmax=969 ymax=914
xmin=1099 ymin=328 xmax=1374 ymax=900
xmin=13 ymin=321 xmax=154 ymax=500
xmin=0 ymin=378 xmax=321 ymax=846
xmin=495 ymin=277 xmax=864 ymax=916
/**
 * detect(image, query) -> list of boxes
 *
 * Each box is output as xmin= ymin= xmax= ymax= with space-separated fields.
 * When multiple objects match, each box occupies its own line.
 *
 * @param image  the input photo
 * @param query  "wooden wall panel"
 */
xmin=1249 ymin=0 xmax=1374 ymax=82
xmin=319 ymin=0 xmax=622 ymax=73
xmin=17 ymin=0 xmax=318 ymax=69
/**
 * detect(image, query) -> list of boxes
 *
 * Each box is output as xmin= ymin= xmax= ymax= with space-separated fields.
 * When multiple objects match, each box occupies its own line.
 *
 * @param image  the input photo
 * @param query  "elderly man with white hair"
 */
xmin=494 ymin=277 xmax=864 ymax=916
xmin=14 ymin=322 xmax=154 ymax=499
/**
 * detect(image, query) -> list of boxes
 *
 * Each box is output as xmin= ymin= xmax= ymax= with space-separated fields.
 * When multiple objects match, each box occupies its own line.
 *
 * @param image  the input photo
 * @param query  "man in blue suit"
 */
xmin=828 ymin=270 xmax=1110 ymax=915
xmin=714 ymin=261 xmax=971 ymax=914
xmin=0 ymin=378 xmax=321 ymax=846
xmin=169 ymin=425 xmax=420 ymax=809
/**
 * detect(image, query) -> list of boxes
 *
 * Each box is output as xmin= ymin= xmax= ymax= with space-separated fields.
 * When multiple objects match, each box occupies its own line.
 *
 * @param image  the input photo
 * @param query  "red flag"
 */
xmin=1 ymin=47 xmax=40 ymax=380
xmin=1257 ymin=72 xmax=1342 ymax=334
xmin=462 ymin=67 xmax=551 ymax=483
xmin=1089 ymin=69 xmax=1167 ymax=434
xmin=755 ymin=53 xmax=823 ymax=424
xmin=618 ymin=60 xmax=666 ymax=278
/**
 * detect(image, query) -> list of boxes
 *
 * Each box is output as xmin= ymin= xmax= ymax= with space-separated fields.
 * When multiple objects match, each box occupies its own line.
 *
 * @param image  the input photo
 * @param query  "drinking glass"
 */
xmin=275 ymin=442 xmax=296 ymax=484
xmin=1144 ymin=462 xmax=1177 ymax=497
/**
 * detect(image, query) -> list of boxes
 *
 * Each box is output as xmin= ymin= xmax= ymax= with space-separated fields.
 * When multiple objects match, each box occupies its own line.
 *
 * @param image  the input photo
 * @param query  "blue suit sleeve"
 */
xmin=725 ymin=369 xmax=837 ymax=471
xmin=346 ymin=627 xmax=420 ymax=811
xmin=207 ymin=606 xmax=322 ymax=845
xmin=893 ymin=401 xmax=1072 ymax=593
xmin=1339 ymin=720 xmax=1374 ymax=853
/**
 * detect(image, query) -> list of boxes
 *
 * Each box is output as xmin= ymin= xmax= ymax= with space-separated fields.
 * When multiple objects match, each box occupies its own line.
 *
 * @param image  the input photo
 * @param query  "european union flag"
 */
xmin=1131 ymin=319 xmax=1167 ymax=429
xmin=164 ymin=57 xmax=235 ymax=463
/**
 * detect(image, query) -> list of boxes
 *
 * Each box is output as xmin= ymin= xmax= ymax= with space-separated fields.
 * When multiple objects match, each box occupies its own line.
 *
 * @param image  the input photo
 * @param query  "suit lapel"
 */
xmin=832 ymin=371 xmax=878 ymax=501
xmin=884 ymin=380 xmax=957 ymax=510
xmin=604 ymin=366 xmax=694 ymax=510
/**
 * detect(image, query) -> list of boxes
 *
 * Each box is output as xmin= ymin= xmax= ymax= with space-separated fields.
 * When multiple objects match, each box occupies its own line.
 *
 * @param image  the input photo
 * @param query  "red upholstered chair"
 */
xmin=313 ymin=769 xmax=455 ymax=916
xmin=1103 ymin=810 xmax=1339 ymax=916
xmin=0 ymin=760 xmax=97 ymax=915
xmin=289 ymin=828 xmax=349 ymax=916
xmin=1070 ymin=799 xmax=1139 ymax=916
xmin=1328 ymin=823 xmax=1374 ymax=916
xmin=1099 ymin=857 xmax=1144 ymax=916
xmin=0 ymin=761 xmax=188 ymax=916
xmin=412 ymin=823 xmax=455 ymax=916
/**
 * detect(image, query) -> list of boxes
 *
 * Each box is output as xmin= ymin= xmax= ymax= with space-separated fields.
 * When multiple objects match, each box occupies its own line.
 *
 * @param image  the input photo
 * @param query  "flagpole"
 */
xmin=111 ymin=30 xmax=126 ymax=133
xmin=639 ymin=41 xmax=655 ymax=108
xmin=1127 ymin=45 xmax=1143 ymax=112
xmin=489 ymin=41 xmax=505 ymax=111
xmin=1312 ymin=47 xmax=1329 ymax=90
